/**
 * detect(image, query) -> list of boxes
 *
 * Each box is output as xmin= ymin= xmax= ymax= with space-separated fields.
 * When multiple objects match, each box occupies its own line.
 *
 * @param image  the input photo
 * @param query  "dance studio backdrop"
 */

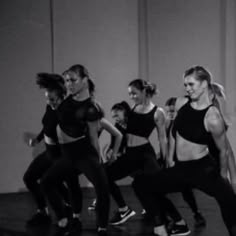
xmin=0 ymin=0 xmax=236 ymax=193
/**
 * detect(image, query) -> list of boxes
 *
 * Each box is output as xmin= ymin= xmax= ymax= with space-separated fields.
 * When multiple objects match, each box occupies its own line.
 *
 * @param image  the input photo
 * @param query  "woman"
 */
xmin=23 ymin=73 xmax=80 ymax=226
xmin=165 ymin=97 xmax=206 ymax=227
xmin=106 ymin=79 xmax=185 ymax=227
xmin=41 ymin=64 xmax=110 ymax=236
xmin=133 ymin=66 xmax=236 ymax=236
xmin=88 ymin=101 xmax=130 ymax=211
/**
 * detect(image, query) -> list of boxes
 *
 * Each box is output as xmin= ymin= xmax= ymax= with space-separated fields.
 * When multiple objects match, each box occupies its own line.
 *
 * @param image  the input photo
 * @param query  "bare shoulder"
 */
xmin=205 ymin=106 xmax=224 ymax=132
xmin=175 ymin=97 xmax=188 ymax=111
xmin=154 ymin=106 xmax=166 ymax=123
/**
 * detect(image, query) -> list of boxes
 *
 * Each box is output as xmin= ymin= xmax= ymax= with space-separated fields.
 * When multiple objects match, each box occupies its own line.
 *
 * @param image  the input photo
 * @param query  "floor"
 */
xmin=0 ymin=186 xmax=229 ymax=236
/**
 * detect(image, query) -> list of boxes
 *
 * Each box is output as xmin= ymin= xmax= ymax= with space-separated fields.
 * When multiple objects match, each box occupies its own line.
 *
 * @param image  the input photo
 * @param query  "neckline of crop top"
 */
xmin=126 ymin=105 xmax=157 ymax=138
xmin=172 ymin=101 xmax=213 ymax=145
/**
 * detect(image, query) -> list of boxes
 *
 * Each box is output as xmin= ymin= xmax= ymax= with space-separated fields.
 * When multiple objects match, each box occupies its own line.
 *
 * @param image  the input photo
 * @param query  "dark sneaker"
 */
xmin=88 ymin=199 xmax=97 ymax=210
xmin=141 ymin=210 xmax=153 ymax=223
xmin=27 ymin=212 xmax=51 ymax=226
xmin=194 ymin=212 xmax=206 ymax=227
xmin=53 ymin=225 xmax=68 ymax=236
xmin=65 ymin=218 xmax=82 ymax=236
xmin=65 ymin=205 xmax=73 ymax=220
xmin=170 ymin=223 xmax=191 ymax=236
xmin=109 ymin=207 xmax=136 ymax=225
xmin=97 ymin=230 xmax=107 ymax=236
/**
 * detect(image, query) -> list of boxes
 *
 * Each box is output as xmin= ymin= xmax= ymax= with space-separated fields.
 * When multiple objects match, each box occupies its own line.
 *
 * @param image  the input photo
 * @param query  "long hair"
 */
xmin=36 ymin=73 xmax=66 ymax=98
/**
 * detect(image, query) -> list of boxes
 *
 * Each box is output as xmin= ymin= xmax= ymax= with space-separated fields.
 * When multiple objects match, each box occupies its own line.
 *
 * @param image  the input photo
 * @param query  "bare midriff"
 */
xmin=127 ymin=133 xmax=149 ymax=147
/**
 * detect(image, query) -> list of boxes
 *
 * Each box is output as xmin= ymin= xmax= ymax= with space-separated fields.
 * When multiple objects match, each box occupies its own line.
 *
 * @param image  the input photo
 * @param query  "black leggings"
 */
xmin=133 ymin=155 xmax=236 ymax=235
xmin=106 ymin=143 xmax=182 ymax=222
xmin=23 ymin=151 xmax=76 ymax=210
xmin=41 ymin=138 xmax=110 ymax=228
xmin=106 ymin=143 xmax=160 ymax=207
xmin=181 ymin=188 xmax=199 ymax=215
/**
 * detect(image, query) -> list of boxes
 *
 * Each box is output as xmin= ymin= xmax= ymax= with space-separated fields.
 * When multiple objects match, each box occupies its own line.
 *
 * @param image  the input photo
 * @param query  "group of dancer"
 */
xmin=23 ymin=64 xmax=236 ymax=236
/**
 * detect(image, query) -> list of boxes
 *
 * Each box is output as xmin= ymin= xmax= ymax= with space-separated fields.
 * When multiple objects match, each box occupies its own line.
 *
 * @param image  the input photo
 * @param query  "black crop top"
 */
xmin=172 ymin=100 xmax=212 ymax=145
xmin=126 ymin=105 xmax=157 ymax=138
xmin=56 ymin=96 xmax=103 ymax=138
xmin=42 ymin=105 xmax=58 ymax=141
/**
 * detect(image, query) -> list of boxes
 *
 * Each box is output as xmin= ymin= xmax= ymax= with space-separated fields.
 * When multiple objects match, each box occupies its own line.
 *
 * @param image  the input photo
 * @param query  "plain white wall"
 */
xmin=0 ymin=0 xmax=236 ymax=193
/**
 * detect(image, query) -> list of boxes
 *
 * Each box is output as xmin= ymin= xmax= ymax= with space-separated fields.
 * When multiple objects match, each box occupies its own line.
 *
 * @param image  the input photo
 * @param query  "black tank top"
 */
xmin=172 ymin=100 xmax=212 ymax=145
xmin=42 ymin=105 xmax=58 ymax=141
xmin=57 ymin=96 xmax=103 ymax=138
xmin=126 ymin=105 xmax=157 ymax=138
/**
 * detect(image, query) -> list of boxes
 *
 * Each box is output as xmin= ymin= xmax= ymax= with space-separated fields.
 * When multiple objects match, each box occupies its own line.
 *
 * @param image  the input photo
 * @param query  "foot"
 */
xmin=194 ymin=212 xmax=206 ymax=227
xmin=64 ymin=205 xmax=73 ymax=220
xmin=97 ymin=229 xmax=107 ymax=236
xmin=109 ymin=207 xmax=136 ymax=225
xmin=141 ymin=210 xmax=153 ymax=223
xmin=26 ymin=211 xmax=51 ymax=226
xmin=153 ymin=225 xmax=168 ymax=236
xmin=53 ymin=225 xmax=68 ymax=236
xmin=88 ymin=199 xmax=97 ymax=211
xmin=65 ymin=218 xmax=82 ymax=236
xmin=169 ymin=223 xmax=191 ymax=236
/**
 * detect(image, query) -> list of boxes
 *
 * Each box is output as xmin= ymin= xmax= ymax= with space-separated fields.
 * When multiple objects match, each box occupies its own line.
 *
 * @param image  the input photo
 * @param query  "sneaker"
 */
xmin=65 ymin=205 xmax=73 ymax=220
xmin=53 ymin=225 xmax=68 ymax=236
xmin=65 ymin=218 xmax=82 ymax=236
xmin=170 ymin=223 xmax=191 ymax=236
xmin=109 ymin=207 xmax=136 ymax=225
xmin=194 ymin=212 xmax=206 ymax=227
xmin=141 ymin=209 xmax=153 ymax=223
xmin=88 ymin=199 xmax=97 ymax=211
xmin=97 ymin=230 xmax=107 ymax=236
xmin=27 ymin=211 xmax=51 ymax=226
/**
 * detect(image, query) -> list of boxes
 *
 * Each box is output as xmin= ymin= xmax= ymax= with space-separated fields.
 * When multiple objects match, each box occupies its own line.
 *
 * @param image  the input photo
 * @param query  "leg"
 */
xmin=64 ymin=170 xmax=83 ymax=215
xmin=76 ymin=154 xmax=110 ymax=229
xmin=41 ymin=158 xmax=76 ymax=220
xmin=181 ymin=188 xmax=206 ymax=227
xmin=193 ymin=165 xmax=236 ymax=235
xmin=132 ymin=164 xmax=192 ymax=236
xmin=23 ymin=151 xmax=52 ymax=211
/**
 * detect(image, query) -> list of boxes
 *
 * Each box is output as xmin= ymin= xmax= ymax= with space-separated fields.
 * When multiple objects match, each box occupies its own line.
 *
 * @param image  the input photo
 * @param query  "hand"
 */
xmin=105 ymin=149 xmax=113 ymax=162
xmin=105 ymin=150 xmax=118 ymax=165
xmin=28 ymin=138 xmax=39 ymax=147
xmin=166 ymin=158 xmax=175 ymax=168
xmin=220 ymin=169 xmax=228 ymax=180
xmin=23 ymin=132 xmax=38 ymax=147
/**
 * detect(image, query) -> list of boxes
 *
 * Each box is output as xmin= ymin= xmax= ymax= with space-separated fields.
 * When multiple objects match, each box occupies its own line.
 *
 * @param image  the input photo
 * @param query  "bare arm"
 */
xmin=154 ymin=107 xmax=167 ymax=160
xmin=166 ymin=127 xmax=176 ymax=168
xmin=206 ymin=107 xmax=228 ymax=179
xmin=225 ymin=136 xmax=236 ymax=192
xmin=100 ymin=118 xmax=122 ymax=161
